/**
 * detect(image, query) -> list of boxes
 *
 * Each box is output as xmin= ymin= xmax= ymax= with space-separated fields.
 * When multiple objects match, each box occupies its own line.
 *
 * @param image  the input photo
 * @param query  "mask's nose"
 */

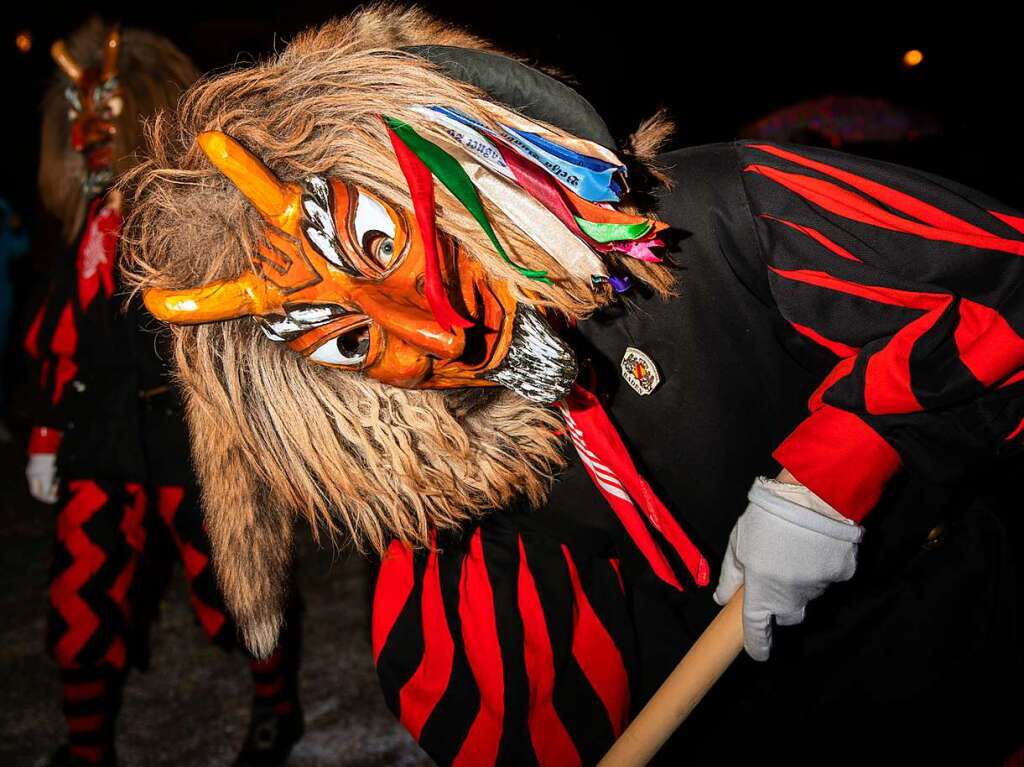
xmin=362 ymin=294 xmax=466 ymax=360
xmin=71 ymin=118 xmax=114 ymax=154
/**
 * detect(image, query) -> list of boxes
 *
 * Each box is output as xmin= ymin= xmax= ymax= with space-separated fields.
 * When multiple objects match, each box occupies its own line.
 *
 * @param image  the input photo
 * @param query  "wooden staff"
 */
xmin=598 ymin=587 xmax=745 ymax=767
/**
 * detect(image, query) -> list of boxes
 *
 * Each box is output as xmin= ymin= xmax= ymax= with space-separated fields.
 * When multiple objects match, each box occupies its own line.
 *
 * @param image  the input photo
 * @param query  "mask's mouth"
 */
xmin=78 ymin=142 xmax=114 ymax=196
xmin=82 ymin=166 xmax=113 ymax=197
xmin=482 ymin=305 xmax=577 ymax=403
xmin=84 ymin=143 xmax=113 ymax=171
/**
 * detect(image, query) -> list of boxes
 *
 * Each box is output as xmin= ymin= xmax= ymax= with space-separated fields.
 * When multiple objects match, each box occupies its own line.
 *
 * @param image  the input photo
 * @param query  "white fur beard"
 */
xmin=484 ymin=305 xmax=577 ymax=404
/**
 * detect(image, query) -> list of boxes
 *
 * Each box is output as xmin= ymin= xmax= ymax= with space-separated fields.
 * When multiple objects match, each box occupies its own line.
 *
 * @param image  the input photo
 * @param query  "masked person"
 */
xmin=123 ymin=7 xmax=1022 ymax=765
xmin=25 ymin=20 xmax=304 ymax=767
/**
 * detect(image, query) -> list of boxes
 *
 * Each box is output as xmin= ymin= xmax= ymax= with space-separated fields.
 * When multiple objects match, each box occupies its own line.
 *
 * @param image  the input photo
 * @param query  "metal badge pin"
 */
xmin=621 ymin=346 xmax=661 ymax=396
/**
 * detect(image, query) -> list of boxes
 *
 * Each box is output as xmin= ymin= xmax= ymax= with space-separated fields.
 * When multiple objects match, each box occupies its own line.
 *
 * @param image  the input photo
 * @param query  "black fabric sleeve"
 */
xmin=22 ymin=265 xmax=74 ymax=435
xmin=734 ymin=140 xmax=1024 ymax=519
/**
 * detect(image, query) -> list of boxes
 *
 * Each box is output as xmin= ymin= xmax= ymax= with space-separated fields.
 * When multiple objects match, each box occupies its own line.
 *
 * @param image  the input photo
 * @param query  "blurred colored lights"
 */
xmin=15 ymin=31 xmax=32 ymax=53
xmin=903 ymin=49 xmax=924 ymax=67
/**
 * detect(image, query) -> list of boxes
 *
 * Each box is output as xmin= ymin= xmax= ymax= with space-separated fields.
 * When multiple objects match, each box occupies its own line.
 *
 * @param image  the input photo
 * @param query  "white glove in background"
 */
xmin=26 ymin=453 xmax=60 ymax=504
xmin=713 ymin=477 xmax=865 ymax=661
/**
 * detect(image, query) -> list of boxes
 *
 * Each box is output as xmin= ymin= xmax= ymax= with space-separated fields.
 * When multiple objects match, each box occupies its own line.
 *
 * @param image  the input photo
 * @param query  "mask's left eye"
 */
xmin=353 ymin=191 xmax=399 ymax=272
xmin=363 ymin=232 xmax=398 ymax=270
xmin=309 ymin=325 xmax=370 ymax=367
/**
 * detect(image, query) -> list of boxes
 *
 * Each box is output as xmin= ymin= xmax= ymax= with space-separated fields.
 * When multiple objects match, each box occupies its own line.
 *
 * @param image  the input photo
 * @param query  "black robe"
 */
xmin=24 ymin=197 xmax=192 ymax=485
xmin=373 ymin=142 xmax=1023 ymax=765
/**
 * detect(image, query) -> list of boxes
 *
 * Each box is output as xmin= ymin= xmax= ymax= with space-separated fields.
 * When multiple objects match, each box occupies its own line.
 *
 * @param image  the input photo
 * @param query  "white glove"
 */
xmin=713 ymin=476 xmax=864 ymax=661
xmin=26 ymin=453 xmax=60 ymax=504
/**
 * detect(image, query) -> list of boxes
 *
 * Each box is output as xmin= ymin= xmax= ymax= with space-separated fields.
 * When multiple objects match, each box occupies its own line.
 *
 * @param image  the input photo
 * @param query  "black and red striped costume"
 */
xmin=373 ymin=142 xmax=1023 ymax=764
xmin=26 ymin=198 xmax=302 ymax=765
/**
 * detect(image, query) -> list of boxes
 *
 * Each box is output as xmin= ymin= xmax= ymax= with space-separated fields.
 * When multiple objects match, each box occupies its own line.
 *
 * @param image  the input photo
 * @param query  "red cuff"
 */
xmin=28 ymin=426 xmax=63 ymax=455
xmin=772 ymin=405 xmax=902 ymax=522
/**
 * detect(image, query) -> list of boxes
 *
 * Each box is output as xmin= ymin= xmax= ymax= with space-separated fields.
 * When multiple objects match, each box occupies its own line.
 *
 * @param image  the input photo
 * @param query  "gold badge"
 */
xmin=621 ymin=346 xmax=660 ymax=396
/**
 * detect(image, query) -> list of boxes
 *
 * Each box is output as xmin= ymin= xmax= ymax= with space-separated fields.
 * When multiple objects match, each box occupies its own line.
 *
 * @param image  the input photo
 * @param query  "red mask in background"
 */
xmin=52 ymin=26 xmax=123 ymax=196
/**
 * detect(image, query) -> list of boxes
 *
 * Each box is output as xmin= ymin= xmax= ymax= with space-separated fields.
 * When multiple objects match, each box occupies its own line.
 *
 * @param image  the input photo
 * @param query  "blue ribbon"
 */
xmin=430 ymin=107 xmax=625 ymax=203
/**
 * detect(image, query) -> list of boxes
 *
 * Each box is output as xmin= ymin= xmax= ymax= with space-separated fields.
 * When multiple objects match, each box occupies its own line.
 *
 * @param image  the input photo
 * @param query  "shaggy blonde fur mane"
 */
xmin=121 ymin=4 xmax=675 ymax=654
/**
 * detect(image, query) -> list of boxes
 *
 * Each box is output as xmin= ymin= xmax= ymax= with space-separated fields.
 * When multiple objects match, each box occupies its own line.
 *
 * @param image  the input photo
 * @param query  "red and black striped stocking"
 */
xmin=58 ymin=667 xmax=123 ymax=765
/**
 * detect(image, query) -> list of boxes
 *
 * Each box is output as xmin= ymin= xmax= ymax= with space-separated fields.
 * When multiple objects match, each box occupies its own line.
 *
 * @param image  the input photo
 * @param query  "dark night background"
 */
xmin=4 ymin=4 xmax=1024 ymax=214
xmin=1 ymin=3 xmax=1022 ymax=765
xmin=4 ymin=4 xmax=1023 ymax=356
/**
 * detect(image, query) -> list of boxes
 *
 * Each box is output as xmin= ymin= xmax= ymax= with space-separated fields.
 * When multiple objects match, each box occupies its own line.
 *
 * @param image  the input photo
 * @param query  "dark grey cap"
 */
xmin=401 ymin=45 xmax=616 ymax=151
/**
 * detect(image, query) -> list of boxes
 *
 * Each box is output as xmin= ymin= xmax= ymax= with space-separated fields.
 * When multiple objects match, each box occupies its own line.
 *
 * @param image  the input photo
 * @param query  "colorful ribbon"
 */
xmin=446 ymin=142 xmax=609 ymax=282
xmin=385 ymin=106 xmax=669 ymax=304
xmin=477 ymin=98 xmax=626 ymax=168
xmin=413 ymin=106 xmax=514 ymax=182
xmin=432 ymin=107 xmax=624 ymax=203
xmin=384 ymin=116 xmax=548 ymax=283
xmin=611 ymin=238 xmax=665 ymax=263
xmin=417 ymin=107 xmax=665 ymax=256
xmin=575 ymin=218 xmax=653 ymax=244
xmin=385 ymin=123 xmax=473 ymax=332
xmin=493 ymin=142 xmax=660 ymax=256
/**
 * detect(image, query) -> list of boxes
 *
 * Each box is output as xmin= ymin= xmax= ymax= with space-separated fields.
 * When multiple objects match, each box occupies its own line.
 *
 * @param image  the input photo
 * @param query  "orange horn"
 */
xmin=144 ymin=271 xmax=283 ymax=325
xmin=101 ymin=25 xmax=121 ymax=82
xmin=197 ymin=131 xmax=301 ymax=230
xmin=51 ymin=40 xmax=83 ymax=84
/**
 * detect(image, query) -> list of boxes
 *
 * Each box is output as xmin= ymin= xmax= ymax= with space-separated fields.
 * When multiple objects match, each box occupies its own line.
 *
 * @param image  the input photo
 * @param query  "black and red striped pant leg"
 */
xmin=47 ymin=479 xmax=146 ymax=669
xmin=374 ymin=517 xmax=635 ymax=767
xmin=156 ymin=483 xmax=303 ymax=707
xmin=47 ymin=479 xmax=146 ymax=763
xmin=154 ymin=484 xmax=231 ymax=645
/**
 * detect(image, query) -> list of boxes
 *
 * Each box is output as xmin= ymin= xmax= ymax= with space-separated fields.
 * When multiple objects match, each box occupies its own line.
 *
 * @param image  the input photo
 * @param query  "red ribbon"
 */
xmin=76 ymin=198 xmax=121 ymax=310
xmin=561 ymin=384 xmax=710 ymax=590
xmin=386 ymin=125 xmax=472 ymax=332
xmin=495 ymin=143 xmax=595 ymax=246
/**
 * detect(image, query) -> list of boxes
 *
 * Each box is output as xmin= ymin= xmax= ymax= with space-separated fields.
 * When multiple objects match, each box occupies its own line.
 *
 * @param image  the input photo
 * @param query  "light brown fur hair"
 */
xmin=121 ymin=4 xmax=675 ymax=655
xmin=39 ymin=17 xmax=198 ymax=240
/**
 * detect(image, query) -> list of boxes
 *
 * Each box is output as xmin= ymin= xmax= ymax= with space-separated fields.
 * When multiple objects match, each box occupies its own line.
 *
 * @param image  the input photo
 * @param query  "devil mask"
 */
xmin=51 ymin=26 xmax=123 ymax=196
xmin=144 ymin=131 xmax=577 ymax=402
xmin=142 ymin=47 xmax=667 ymax=404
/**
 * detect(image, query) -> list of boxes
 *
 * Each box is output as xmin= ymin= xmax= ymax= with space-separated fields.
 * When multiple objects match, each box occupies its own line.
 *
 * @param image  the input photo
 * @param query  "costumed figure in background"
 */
xmin=125 ymin=7 xmax=1022 ymax=765
xmin=26 ymin=20 xmax=304 ymax=767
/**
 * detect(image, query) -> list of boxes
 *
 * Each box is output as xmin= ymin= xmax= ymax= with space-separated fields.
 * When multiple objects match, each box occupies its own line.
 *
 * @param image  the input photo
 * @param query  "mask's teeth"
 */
xmin=83 ymin=168 xmax=113 ymax=196
xmin=483 ymin=306 xmax=577 ymax=404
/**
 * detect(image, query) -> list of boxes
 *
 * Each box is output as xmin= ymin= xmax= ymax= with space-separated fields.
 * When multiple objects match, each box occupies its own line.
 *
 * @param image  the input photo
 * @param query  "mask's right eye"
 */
xmin=308 ymin=324 xmax=370 ymax=367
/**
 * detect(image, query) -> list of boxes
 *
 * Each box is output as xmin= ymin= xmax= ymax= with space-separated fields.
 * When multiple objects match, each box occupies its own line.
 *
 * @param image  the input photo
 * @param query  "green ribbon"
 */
xmin=573 ymin=217 xmax=653 ymax=244
xmin=383 ymin=116 xmax=548 ymax=282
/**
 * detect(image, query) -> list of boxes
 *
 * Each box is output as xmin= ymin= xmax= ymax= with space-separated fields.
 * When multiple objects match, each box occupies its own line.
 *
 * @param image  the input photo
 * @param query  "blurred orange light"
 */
xmin=903 ymin=49 xmax=924 ymax=67
xmin=15 ymin=31 xmax=32 ymax=53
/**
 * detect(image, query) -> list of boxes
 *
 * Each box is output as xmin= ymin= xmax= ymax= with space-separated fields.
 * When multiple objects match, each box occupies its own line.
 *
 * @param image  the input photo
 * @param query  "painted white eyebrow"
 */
xmin=302 ymin=179 xmax=335 ymax=234
xmin=257 ymin=322 xmax=285 ymax=342
xmin=259 ymin=305 xmax=347 ymax=342
xmin=286 ymin=306 xmax=337 ymax=325
xmin=64 ymin=86 xmax=82 ymax=111
xmin=302 ymin=175 xmax=359 ymax=276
